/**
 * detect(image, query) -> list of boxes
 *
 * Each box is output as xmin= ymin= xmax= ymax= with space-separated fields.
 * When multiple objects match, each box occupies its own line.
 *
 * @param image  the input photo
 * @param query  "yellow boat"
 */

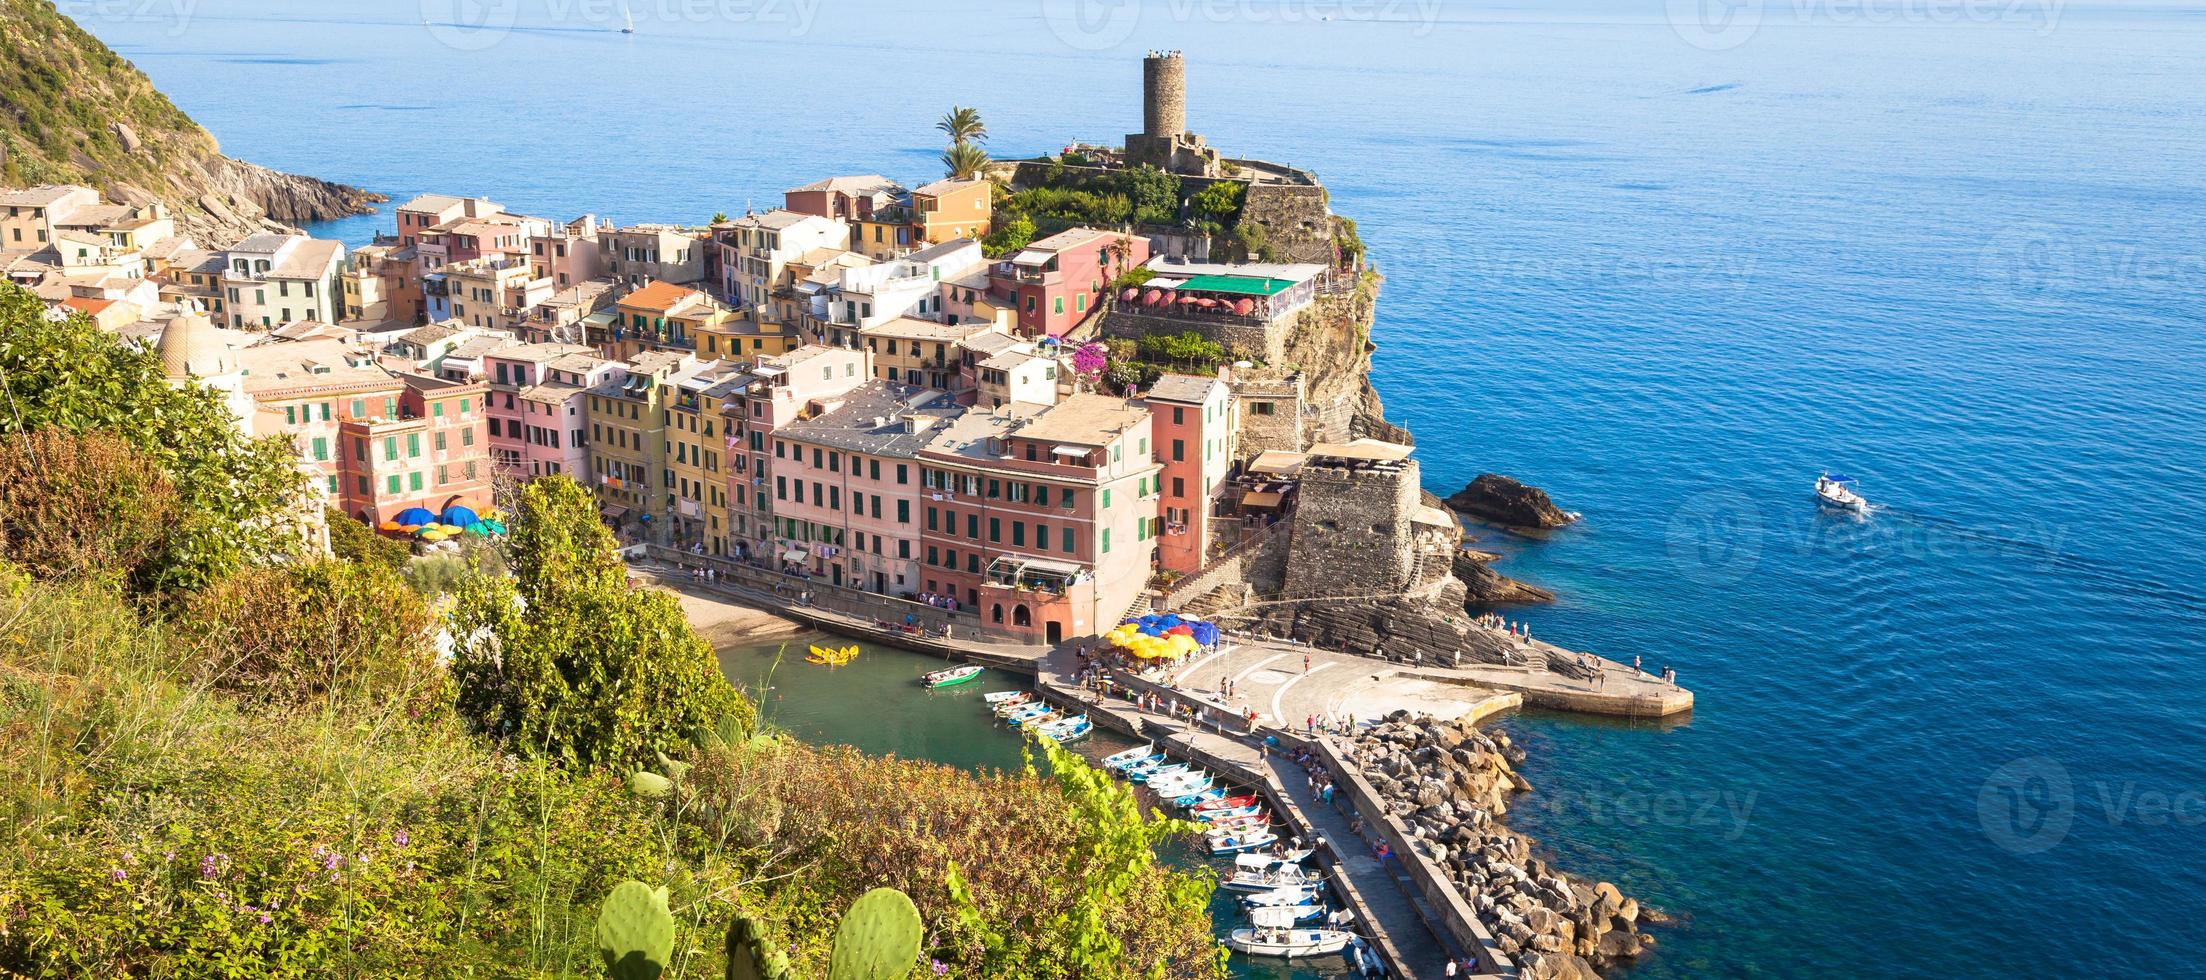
xmin=806 ymin=644 xmax=860 ymax=666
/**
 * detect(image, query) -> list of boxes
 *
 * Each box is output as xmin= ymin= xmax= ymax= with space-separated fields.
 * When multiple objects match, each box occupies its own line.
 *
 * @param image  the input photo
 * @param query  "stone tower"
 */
xmin=1125 ymin=50 xmax=1219 ymax=177
xmin=1283 ymin=444 xmax=1421 ymax=600
xmin=1143 ymin=51 xmax=1186 ymax=139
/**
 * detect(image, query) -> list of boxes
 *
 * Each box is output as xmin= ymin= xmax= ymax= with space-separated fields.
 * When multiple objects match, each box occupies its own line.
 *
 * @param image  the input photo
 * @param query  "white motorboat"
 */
xmin=1129 ymin=763 xmax=1191 ymax=784
xmin=982 ymin=689 xmax=1028 ymax=706
xmin=1036 ymin=715 xmax=1092 ymax=743
xmin=1211 ymin=830 xmax=1280 ymax=854
xmin=1236 ymin=849 xmax=1314 ymax=870
xmin=1227 ymin=907 xmax=1353 ymax=958
xmin=1224 ymin=866 xmax=1318 ymax=892
xmin=1147 ymin=771 xmax=1212 ymax=793
xmin=1814 ymin=471 xmax=1868 ymax=512
xmin=1196 ymin=803 xmax=1264 ymax=822
xmin=1241 ymin=884 xmax=1320 ymax=907
xmin=1109 ymin=751 xmax=1167 ymax=773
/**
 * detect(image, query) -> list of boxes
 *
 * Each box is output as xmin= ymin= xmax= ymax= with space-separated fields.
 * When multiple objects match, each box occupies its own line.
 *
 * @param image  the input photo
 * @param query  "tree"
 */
xmin=327 ymin=506 xmax=411 ymax=569
xmin=711 ymin=211 xmax=730 ymax=224
xmin=937 ymin=106 xmax=987 ymax=146
xmin=447 ymin=476 xmax=751 ymax=769
xmin=981 ymin=214 xmax=1036 ymax=257
xmin=942 ymin=142 xmax=990 ymax=181
xmin=0 ymin=286 xmax=304 ymax=596
xmin=1107 ymin=165 xmax=1181 ymax=227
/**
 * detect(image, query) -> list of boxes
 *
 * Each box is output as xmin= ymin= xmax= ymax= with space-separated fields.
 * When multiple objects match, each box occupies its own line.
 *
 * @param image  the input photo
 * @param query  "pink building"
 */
xmin=917 ymin=393 xmax=1161 ymax=643
xmin=770 ymin=381 xmax=957 ymax=594
xmin=481 ymin=342 xmax=595 ymax=478
xmin=990 ymin=228 xmax=1149 ymax=339
xmin=783 ymin=175 xmax=901 ymax=223
xmin=1143 ymin=373 xmax=1237 ymax=575
xmin=721 ymin=345 xmax=872 ymax=557
xmin=530 ymin=214 xmax=606 ymax=288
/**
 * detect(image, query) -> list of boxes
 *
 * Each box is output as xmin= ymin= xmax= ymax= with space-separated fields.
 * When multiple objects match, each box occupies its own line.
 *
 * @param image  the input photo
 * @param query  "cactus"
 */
xmin=597 ymin=880 xmax=675 ymax=980
xmin=628 ymin=770 xmax=672 ymax=799
xmin=724 ymin=914 xmax=794 ymax=980
xmin=828 ymin=887 xmax=924 ymax=980
xmin=724 ymin=888 xmax=921 ymax=980
xmin=654 ymin=749 xmax=693 ymax=782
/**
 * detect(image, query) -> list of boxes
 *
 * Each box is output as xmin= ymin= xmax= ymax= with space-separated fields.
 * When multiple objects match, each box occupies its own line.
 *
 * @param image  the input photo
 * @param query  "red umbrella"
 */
xmin=1233 ymin=298 xmax=1257 ymax=316
xmin=1195 ymin=297 xmax=1218 ymax=309
xmin=1121 ymin=287 xmax=1139 ymax=302
xmin=1143 ymin=288 xmax=1165 ymax=307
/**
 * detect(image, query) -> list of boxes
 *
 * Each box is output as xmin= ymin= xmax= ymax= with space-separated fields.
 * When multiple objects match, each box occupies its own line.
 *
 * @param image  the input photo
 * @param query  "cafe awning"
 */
xmin=781 ymin=548 xmax=809 ymax=562
xmin=1242 ymin=491 xmax=1285 ymax=509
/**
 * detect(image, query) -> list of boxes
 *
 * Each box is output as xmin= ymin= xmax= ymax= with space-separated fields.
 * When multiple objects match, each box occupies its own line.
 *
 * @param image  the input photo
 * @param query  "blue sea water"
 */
xmin=78 ymin=1 xmax=2206 ymax=974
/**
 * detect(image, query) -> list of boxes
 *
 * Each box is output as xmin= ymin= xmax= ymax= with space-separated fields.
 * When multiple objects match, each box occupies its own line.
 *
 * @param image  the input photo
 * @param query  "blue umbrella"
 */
xmin=442 ymin=505 xmax=480 ymax=527
xmin=394 ymin=507 xmax=435 ymax=526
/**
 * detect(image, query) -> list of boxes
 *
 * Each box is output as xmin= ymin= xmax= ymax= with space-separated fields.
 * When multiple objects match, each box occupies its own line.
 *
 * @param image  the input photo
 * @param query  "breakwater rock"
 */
xmin=1454 ymin=549 xmax=1557 ymax=605
xmin=1447 ymin=475 xmax=1578 ymax=530
xmin=1345 ymin=714 xmax=1656 ymax=978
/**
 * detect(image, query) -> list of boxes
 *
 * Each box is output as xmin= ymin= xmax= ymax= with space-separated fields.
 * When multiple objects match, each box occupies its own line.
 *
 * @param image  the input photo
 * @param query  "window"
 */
xmin=384 ymin=436 xmax=399 ymax=460
xmin=1102 ymin=488 xmax=1112 ymax=509
xmin=1062 ymin=527 xmax=1075 ymax=553
xmin=989 ymin=518 xmax=1001 ymax=542
xmin=1101 ymin=529 xmax=1110 ymax=553
xmin=386 ymin=475 xmax=401 ymax=494
xmin=897 ymin=500 xmax=909 ymax=524
xmin=311 ymin=437 xmax=328 ymax=461
xmin=409 ymin=472 xmax=424 ymax=491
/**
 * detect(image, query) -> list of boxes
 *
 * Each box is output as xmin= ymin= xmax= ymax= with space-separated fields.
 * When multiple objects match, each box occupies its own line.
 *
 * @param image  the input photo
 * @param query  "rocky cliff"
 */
xmin=1448 ymin=474 xmax=1579 ymax=529
xmin=0 ymin=0 xmax=382 ymax=243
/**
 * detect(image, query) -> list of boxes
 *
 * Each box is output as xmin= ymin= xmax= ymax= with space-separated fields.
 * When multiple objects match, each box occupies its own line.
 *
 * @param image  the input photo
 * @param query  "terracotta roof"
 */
xmin=619 ymin=280 xmax=703 ymax=313
xmin=61 ymin=296 xmax=115 ymax=314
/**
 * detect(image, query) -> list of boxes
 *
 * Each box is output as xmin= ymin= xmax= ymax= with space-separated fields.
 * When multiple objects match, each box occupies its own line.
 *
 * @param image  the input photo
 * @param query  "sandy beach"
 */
xmin=644 ymin=573 xmax=809 ymax=647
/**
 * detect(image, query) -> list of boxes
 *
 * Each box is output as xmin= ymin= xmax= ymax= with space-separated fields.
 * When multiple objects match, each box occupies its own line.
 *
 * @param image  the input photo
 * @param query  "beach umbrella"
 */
xmin=1232 ymin=298 xmax=1256 ymax=316
xmin=1142 ymin=289 xmax=1165 ymax=307
xmin=377 ymin=520 xmax=402 ymax=532
xmin=442 ymin=504 xmax=480 ymax=527
xmin=1121 ymin=287 xmax=1140 ymax=302
xmin=399 ymin=524 xmax=422 ymax=534
xmin=395 ymin=507 xmax=435 ymax=526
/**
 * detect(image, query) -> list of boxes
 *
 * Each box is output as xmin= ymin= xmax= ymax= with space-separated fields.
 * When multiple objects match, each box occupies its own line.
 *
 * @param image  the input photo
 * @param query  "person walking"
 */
xmin=1634 ymin=654 xmax=1643 ymax=674
xmin=1302 ymin=652 xmax=1311 ymax=674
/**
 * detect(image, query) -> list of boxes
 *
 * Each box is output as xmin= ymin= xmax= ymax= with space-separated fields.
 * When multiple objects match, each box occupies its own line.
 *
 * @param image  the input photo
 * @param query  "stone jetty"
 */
xmin=1345 ymin=712 xmax=1657 ymax=980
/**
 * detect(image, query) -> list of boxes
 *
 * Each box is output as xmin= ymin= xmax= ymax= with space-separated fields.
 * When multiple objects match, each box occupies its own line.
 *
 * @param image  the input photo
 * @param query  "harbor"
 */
xmin=666 ymin=551 xmax=1691 ymax=979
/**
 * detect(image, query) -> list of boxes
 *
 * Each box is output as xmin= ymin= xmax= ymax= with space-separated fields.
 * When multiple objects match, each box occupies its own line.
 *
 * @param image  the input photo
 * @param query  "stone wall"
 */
xmin=1284 ymin=459 xmax=1420 ymax=601
xmin=1102 ymin=307 xmax=1284 ymax=364
xmin=1240 ymin=184 xmax=1335 ymax=264
xmin=1231 ymin=374 xmax=1304 ymax=461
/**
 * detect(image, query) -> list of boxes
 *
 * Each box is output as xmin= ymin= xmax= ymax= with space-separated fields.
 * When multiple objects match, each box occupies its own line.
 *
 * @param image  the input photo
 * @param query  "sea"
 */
xmin=78 ymin=1 xmax=2206 ymax=975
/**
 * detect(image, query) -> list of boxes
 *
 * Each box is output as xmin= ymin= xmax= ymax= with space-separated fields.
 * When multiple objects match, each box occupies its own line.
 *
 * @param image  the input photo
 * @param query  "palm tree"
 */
xmin=942 ymin=143 xmax=991 ymax=181
xmin=937 ymin=106 xmax=987 ymax=146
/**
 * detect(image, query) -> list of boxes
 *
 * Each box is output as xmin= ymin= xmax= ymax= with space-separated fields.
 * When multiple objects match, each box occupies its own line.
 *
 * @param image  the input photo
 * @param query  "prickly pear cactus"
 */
xmin=724 ymin=915 xmax=794 ymax=980
xmin=597 ymin=880 xmax=675 ymax=980
xmin=654 ymin=750 xmax=693 ymax=781
xmin=628 ymin=770 xmax=672 ymax=799
xmin=827 ymin=887 xmax=923 ymax=980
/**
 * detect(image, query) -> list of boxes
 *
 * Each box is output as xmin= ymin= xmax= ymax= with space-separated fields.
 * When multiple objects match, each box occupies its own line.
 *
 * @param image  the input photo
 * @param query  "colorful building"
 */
xmin=583 ymin=350 xmax=693 ymax=532
xmin=990 ymin=228 xmax=1149 ymax=338
xmin=908 ymin=178 xmax=993 ymax=244
xmin=770 ymin=381 xmax=956 ymax=592
xmin=1143 ymin=372 xmax=1238 ymax=575
xmin=721 ymin=345 xmax=872 ymax=556
xmin=219 ymin=233 xmax=346 ymax=330
xmin=916 ymin=393 xmax=1161 ymax=642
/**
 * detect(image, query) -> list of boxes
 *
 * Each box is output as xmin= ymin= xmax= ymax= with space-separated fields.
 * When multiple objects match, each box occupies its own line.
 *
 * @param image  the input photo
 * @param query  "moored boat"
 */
xmin=1003 ymin=702 xmax=1052 ymax=723
xmin=1193 ymin=794 xmax=1261 ymax=814
xmin=1172 ymin=788 xmax=1228 ymax=808
xmin=1036 ymin=715 xmax=1091 ymax=742
xmin=1227 ymin=907 xmax=1352 ymax=958
xmin=1129 ymin=763 xmax=1190 ymax=784
xmin=923 ymin=664 xmax=984 ymax=688
xmin=1110 ymin=752 xmax=1168 ymax=773
xmin=1204 ymin=813 xmax=1271 ymax=834
xmin=1223 ymin=867 xmax=1318 ymax=893
xmin=1101 ymin=743 xmax=1154 ymax=768
xmin=990 ymin=694 xmax=1035 ymax=715
xmin=1194 ymin=803 xmax=1263 ymax=822
xmin=982 ymin=690 xmax=1028 ymax=706
xmin=1210 ymin=830 xmax=1282 ymax=854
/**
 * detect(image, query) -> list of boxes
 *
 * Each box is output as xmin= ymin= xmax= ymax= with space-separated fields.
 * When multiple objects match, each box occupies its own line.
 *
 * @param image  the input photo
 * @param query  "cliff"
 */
xmin=0 ymin=0 xmax=381 ymax=242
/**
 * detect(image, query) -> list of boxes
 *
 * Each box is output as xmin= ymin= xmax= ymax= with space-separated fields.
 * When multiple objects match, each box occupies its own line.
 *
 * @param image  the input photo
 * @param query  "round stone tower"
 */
xmin=1143 ymin=50 xmax=1186 ymax=138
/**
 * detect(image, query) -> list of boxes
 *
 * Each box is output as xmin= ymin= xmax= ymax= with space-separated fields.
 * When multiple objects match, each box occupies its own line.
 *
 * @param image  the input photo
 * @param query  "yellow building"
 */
xmin=910 ymin=178 xmax=993 ymax=244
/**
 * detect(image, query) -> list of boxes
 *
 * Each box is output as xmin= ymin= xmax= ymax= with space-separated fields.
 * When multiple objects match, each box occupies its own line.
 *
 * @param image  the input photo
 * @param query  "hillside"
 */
xmin=0 ymin=0 xmax=380 ymax=242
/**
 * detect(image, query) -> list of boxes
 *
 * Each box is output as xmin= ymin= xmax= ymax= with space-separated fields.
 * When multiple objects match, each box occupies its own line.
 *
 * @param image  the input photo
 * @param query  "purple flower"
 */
xmin=931 ymin=959 xmax=950 ymax=976
xmin=259 ymin=913 xmax=273 ymax=924
xmin=392 ymin=829 xmax=409 ymax=848
xmin=199 ymin=853 xmax=227 ymax=878
xmin=109 ymin=867 xmax=127 ymax=882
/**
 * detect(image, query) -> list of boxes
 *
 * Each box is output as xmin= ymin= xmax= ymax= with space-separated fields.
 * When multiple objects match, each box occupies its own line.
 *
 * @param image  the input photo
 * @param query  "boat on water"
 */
xmin=1224 ymin=869 xmax=1317 ymax=893
xmin=1003 ymin=702 xmax=1052 ymax=723
xmin=990 ymin=694 xmax=1035 ymax=715
xmin=1147 ymin=768 xmax=1211 ymax=791
xmin=619 ymin=1 xmax=635 ymax=32
xmin=1194 ymin=803 xmax=1263 ymax=822
xmin=806 ymin=643 xmax=859 ymax=666
xmin=985 ymin=689 xmax=1033 ymax=706
xmin=1210 ymin=830 xmax=1281 ymax=854
xmin=1101 ymin=743 xmax=1154 ymax=768
xmin=1227 ymin=907 xmax=1353 ymax=958
xmin=1236 ymin=849 xmax=1314 ymax=870
xmin=1014 ymin=710 xmax=1061 ymax=730
xmin=1204 ymin=813 xmax=1271 ymax=834
xmin=1241 ymin=884 xmax=1320 ymax=908
xmin=1036 ymin=715 xmax=1092 ymax=742
xmin=1815 ymin=471 xmax=1869 ymax=512
xmin=922 ymin=664 xmax=984 ymax=688
xmin=1172 ymin=787 xmax=1228 ymax=808
xmin=1129 ymin=763 xmax=1191 ymax=784
xmin=1110 ymin=751 xmax=1168 ymax=773
xmin=1194 ymin=794 xmax=1261 ymax=813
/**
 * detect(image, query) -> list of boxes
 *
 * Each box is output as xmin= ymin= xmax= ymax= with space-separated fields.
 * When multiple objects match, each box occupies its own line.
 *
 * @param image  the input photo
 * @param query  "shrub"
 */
xmin=326 ymin=506 xmax=411 ymax=569
xmin=180 ymin=559 xmax=438 ymax=709
xmin=0 ymin=428 xmax=179 ymax=591
xmin=448 ymin=477 xmax=751 ymax=769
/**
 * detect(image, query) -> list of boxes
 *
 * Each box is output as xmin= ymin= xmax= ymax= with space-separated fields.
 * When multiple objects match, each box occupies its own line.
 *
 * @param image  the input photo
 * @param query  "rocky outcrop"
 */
xmin=1455 ymin=549 xmax=1557 ymax=605
xmin=1447 ymin=475 xmax=1578 ymax=529
xmin=1346 ymin=714 xmax=1658 ymax=978
xmin=2 ymin=0 xmax=383 ymax=244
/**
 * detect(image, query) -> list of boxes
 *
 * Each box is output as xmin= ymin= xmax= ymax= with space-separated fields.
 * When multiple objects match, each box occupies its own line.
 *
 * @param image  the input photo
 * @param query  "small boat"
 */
xmin=1236 ymin=850 xmax=1313 ymax=871
xmin=1814 ymin=471 xmax=1868 ymax=512
xmin=1150 ymin=776 xmax=1214 ymax=798
xmin=1210 ymin=830 xmax=1281 ymax=854
xmin=806 ymin=643 xmax=859 ymax=666
xmin=1014 ymin=710 xmax=1061 ymax=730
xmin=1003 ymin=702 xmax=1052 ymax=723
xmin=1172 ymin=788 xmax=1228 ymax=808
xmin=1227 ymin=907 xmax=1353 ymax=958
xmin=1194 ymin=794 xmax=1261 ymax=814
xmin=1241 ymin=884 xmax=1321 ymax=908
xmin=1223 ymin=867 xmax=1318 ymax=893
xmin=990 ymin=694 xmax=1035 ymax=715
xmin=983 ymin=690 xmax=1029 ymax=706
xmin=1194 ymin=803 xmax=1263 ymax=822
xmin=1204 ymin=814 xmax=1271 ymax=834
xmin=1129 ymin=763 xmax=1191 ymax=784
xmin=1037 ymin=716 xmax=1092 ymax=742
xmin=1101 ymin=743 xmax=1154 ymax=768
xmin=1148 ymin=767 xmax=1210 ymax=789
xmin=923 ymin=664 xmax=984 ymax=689
xmin=1109 ymin=752 xmax=1168 ymax=773
xmin=619 ymin=1 xmax=635 ymax=32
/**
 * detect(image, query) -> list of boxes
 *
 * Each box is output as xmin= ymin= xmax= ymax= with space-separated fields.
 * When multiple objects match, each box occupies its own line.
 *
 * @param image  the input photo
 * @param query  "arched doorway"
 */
xmin=990 ymin=604 xmax=1005 ymax=624
xmin=1012 ymin=605 xmax=1031 ymax=627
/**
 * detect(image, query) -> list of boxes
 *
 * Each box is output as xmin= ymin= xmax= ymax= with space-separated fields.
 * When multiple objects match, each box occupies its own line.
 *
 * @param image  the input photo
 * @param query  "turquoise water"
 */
xmin=84 ymin=2 xmax=2206 ymax=974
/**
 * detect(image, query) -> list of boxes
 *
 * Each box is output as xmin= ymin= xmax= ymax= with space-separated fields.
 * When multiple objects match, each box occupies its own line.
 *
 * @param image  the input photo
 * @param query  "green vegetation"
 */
xmin=993 ymin=164 xmax=1183 ymax=246
xmin=937 ymin=106 xmax=987 ymax=147
xmin=0 ymin=289 xmax=1224 ymax=977
xmin=0 ymin=287 xmax=305 ymax=596
xmin=941 ymin=142 xmax=990 ymax=181
xmin=1096 ymin=332 xmax=1237 ymax=395
xmin=0 ymin=0 xmax=201 ymax=188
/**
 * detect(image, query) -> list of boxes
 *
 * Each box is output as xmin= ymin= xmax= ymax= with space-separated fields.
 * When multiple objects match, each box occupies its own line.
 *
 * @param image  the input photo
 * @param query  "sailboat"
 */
xmin=620 ymin=2 xmax=635 ymax=32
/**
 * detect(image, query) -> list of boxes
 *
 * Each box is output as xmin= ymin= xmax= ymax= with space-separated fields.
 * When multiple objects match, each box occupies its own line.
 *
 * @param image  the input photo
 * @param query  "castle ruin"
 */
xmin=1124 ymin=51 xmax=1223 ymax=178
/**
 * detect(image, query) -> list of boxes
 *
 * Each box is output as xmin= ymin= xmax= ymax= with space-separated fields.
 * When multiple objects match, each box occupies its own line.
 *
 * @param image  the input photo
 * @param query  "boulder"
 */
xmin=1592 ymin=881 xmax=1626 ymax=917
xmin=1446 ymin=474 xmax=1577 ymax=529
